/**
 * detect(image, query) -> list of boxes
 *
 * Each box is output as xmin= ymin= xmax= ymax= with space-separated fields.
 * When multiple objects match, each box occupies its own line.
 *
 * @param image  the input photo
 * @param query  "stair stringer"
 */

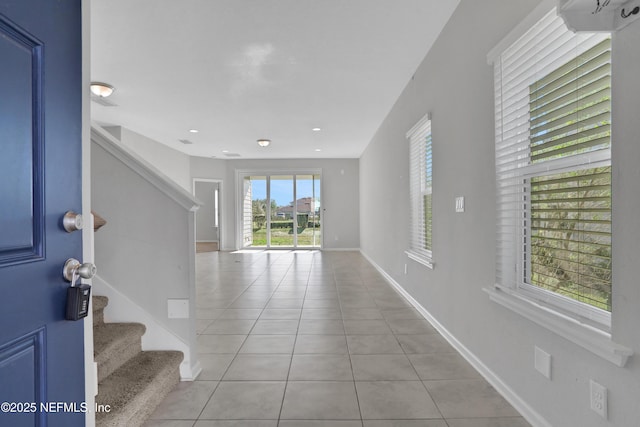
xmin=92 ymin=274 xmax=201 ymax=381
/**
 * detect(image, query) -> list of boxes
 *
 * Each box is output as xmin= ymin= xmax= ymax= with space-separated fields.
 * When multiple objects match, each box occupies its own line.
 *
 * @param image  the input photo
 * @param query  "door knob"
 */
xmin=63 ymin=211 xmax=84 ymax=232
xmin=63 ymin=258 xmax=97 ymax=282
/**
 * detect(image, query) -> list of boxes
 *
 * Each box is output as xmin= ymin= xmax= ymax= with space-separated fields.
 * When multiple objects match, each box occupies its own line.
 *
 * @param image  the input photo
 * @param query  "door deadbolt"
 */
xmin=63 ymin=211 xmax=84 ymax=232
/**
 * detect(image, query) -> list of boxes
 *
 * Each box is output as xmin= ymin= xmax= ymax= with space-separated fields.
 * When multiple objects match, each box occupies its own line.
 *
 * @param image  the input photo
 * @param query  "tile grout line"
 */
xmin=195 ymin=250 xmax=284 ymax=424
xmin=189 ymin=250 xmax=509 ymax=426
xmin=275 ymin=253 xmax=311 ymax=423
xmin=340 ymin=269 xmax=366 ymax=426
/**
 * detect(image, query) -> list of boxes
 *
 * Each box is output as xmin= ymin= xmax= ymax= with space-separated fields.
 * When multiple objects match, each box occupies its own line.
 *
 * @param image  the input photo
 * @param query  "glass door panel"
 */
xmin=269 ymin=175 xmax=295 ymax=247
xmin=241 ymin=172 xmax=321 ymax=249
xmin=296 ymin=174 xmax=321 ymax=247
xmin=243 ymin=176 xmax=267 ymax=247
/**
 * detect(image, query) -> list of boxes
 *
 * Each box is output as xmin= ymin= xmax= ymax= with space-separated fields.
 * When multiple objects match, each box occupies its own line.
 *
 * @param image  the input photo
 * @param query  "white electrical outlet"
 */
xmin=590 ymin=379 xmax=608 ymax=419
xmin=455 ymin=196 xmax=465 ymax=213
xmin=534 ymin=346 xmax=551 ymax=379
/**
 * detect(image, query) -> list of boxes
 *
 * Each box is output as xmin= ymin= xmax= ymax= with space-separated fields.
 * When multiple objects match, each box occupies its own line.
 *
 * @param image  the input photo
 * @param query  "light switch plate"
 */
xmin=455 ymin=196 xmax=465 ymax=213
xmin=534 ymin=346 xmax=551 ymax=379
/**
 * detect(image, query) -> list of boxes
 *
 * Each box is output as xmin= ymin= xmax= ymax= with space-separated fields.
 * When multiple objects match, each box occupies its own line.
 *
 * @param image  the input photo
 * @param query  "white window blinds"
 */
xmin=407 ymin=114 xmax=433 ymax=267
xmin=494 ymin=8 xmax=612 ymax=322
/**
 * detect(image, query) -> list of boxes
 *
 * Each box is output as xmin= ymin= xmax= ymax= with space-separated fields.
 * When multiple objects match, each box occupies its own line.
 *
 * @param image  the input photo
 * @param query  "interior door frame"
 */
xmin=235 ymin=168 xmax=323 ymax=250
xmin=81 ymin=1 xmax=96 ymax=426
xmin=193 ymin=178 xmax=224 ymax=251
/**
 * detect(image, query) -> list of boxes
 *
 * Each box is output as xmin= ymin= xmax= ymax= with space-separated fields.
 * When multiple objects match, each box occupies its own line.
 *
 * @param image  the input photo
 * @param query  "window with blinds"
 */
xmin=494 ymin=8 xmax=612 ymax=323
xmin=407 ymin=114 xmax=433 ymax=267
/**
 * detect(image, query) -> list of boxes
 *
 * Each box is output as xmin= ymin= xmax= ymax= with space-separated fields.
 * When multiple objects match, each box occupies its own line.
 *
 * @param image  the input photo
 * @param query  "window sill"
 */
xmin=484 ymin=286 xmax=632 ymax=367
xmin=405 ymin=251 xmax=434 ymax=269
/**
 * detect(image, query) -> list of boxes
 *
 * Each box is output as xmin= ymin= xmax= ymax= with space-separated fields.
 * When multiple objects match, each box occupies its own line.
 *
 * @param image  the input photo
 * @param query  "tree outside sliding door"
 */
xmin=241 ymin=172 xmax=322 ymax=249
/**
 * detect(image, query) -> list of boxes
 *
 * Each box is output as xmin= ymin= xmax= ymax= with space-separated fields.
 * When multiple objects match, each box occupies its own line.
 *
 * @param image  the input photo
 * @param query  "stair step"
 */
xmin=95 ymin=351 xmax=183 ymax=427
xmin=94 ymin=322 xmax=146 ymax=383
xmin=93 ymin=296 xmax=109 ymax=325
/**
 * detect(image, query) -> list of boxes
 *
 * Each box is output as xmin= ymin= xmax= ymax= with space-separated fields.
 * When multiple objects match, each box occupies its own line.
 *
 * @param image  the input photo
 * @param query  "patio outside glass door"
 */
xmin=242 ymin=173 xmax=321 ymax=248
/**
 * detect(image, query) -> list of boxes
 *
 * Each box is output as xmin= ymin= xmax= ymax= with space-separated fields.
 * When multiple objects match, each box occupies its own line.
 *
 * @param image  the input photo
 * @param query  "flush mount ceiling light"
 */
xmin=257 ymin=139 xmax=271 ymax=147
xmin=189 ymin=129 xmax=199 ymax=133
xmin=312 ymin=127 xmax=322 ymax=132
xmin=90 ymin=82 xmax=115 ymax=98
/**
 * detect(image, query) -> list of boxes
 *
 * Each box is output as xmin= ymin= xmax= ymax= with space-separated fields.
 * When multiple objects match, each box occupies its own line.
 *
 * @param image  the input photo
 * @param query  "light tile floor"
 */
xmin=145 ymin=250 xmax=531 ymax=427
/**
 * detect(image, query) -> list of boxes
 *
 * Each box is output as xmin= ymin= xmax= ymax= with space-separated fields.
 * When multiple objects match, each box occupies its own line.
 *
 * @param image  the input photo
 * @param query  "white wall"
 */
xmin=91 ymin=128 xmax=200 ymax=380
xmin=190 ymin=156 xmax=359 ymax=250
xmin=229 ymin=158 xmax=359 ymax=250
xmin=104 ymin=126 xmax=192 ymax=191
xmin=359 ymin=1 xmax=640 ymax=426
xmin=190 ymin=156 xmax=227 ymax=181
xmin=609 ymin=15 xmax=640 ymax=426
xmin=93 ymin=142 xmax=193 ymax=336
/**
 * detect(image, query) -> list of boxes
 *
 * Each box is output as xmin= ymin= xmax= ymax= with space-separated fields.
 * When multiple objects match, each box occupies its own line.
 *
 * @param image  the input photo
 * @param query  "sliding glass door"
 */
xmin=296 ymin=174 xmax=321 ymax=247
xmin=243 ymin=175 xmax=267 ymax=247
xmin=270 ymin=175 xmax=295 ymax=247
xmin=241 ymin=172 xmax=321 ymax=248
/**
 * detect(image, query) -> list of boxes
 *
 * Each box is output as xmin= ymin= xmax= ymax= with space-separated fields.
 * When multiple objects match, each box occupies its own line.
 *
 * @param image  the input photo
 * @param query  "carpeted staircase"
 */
xmin=93 ymin=296 xmax=183 ymax=427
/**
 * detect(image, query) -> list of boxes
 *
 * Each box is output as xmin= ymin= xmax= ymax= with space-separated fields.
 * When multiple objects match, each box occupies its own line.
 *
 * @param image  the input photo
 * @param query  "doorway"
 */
xmin=194 ymin=179 xmax=222 ymax=252
xmin=240 ymin=172 xmax=321 ymax=249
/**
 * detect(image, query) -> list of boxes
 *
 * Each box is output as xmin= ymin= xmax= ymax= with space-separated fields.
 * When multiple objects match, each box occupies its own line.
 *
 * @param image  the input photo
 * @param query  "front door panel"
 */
xmin=0 ymin=7 xmax=44 ymax=266
xmin=0 ymin=1 xmax=84 ymax=426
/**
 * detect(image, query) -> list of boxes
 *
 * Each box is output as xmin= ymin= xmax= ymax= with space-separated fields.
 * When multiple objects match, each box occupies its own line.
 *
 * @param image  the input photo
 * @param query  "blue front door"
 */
xmin=0 ymin=1 xmax=84 ymax=426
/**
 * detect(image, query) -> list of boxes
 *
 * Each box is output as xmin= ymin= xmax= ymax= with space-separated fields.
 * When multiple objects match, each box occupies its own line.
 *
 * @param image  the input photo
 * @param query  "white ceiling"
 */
xmin=90 ymin=0 xmax=459 ymax=159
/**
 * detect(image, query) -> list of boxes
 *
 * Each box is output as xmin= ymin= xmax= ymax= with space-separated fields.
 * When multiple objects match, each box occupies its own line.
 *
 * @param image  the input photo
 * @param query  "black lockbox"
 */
xmin=66 ymin=284 xmax=92 ymax=321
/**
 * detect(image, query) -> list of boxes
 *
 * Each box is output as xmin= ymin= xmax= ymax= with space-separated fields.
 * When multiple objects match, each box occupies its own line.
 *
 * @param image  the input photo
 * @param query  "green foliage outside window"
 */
xmin=528 ymin=38 xmax=612 ymax=311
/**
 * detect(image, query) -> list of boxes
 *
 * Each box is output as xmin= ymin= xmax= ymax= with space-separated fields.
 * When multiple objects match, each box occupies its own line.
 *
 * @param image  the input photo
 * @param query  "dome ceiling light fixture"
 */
xmin=257 ymin=139 xmax=271 ymax=147
xmin=90 ymin=82 xmax=115 ymax=98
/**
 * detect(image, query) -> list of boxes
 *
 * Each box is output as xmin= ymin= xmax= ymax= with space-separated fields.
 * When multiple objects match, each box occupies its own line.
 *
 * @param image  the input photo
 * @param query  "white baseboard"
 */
xmin=322 ymin=247 xmax=360 ymax=251
xmin=182 ymin=360 xmax=202 ymax=382
xmin=359 ymin=250 xmax=552 ymax=427
xmin=92 ymin=274 xmax=199 ymax=381
xmin=196 ymin=240 xmax=219 ymax=243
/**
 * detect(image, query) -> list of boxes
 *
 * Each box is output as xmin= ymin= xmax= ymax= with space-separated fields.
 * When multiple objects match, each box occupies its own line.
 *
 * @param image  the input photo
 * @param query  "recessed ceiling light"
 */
xmin=257 ymin=139 xmax=271 ymax=147
xmin=222 ymin=150 xmax=229 ymax=153
xmin=189 ymin=129 xmax=199 ymax=133
xmin=90 ymin=82 xmax=115 ymax=98
xmin=314 ymin=148 xmax=322 ymax=152
xmin=312 ymin=127 xmax=321 ymax=132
